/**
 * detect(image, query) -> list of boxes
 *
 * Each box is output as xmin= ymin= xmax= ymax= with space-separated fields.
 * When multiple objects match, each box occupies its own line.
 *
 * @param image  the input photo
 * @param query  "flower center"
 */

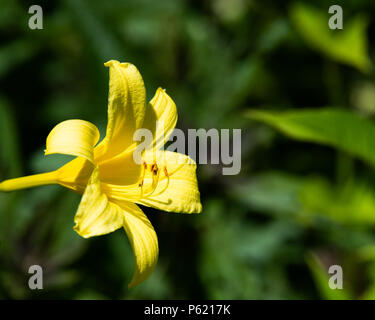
xmin=102 ymin=160 xmax=186 ymax=203
xmin=138 ymin=161 xmax=169 ymax=198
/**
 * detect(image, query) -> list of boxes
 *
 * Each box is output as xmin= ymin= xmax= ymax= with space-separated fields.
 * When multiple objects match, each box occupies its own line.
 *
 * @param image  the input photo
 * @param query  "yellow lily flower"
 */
xmin=0 ymin=60 xmax=202 ymax=287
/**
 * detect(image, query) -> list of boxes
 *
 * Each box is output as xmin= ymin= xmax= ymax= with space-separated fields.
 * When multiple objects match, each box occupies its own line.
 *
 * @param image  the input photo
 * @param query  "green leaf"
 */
xmin=290 ymin=3 xmax=372 ymax=72
xmin=247 ymin=108 xmax=375 ymax=169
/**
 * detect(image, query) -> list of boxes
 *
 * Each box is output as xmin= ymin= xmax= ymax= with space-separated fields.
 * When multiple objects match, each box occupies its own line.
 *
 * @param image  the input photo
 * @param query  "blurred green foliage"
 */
xmin=1 ymin=0 xmax=375 ymax=299
xmin=247 ymin=108 xmax=375 ymax=168
xmin=290 ymin=2 xmax=372 ymax=72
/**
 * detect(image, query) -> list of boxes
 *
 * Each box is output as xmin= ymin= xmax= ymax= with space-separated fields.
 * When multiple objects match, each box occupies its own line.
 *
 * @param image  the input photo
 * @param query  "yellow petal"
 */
xmin=143 ymin=87 xmax=178 ymax=150
xmin=97 ymin=88 xmax=177 ymax=186
xmin=74 ymin=167 xmax=124 ymax=238
xmin=113 ymin=199 xmax=159 ymax=288
xmin=74 ymin=169 xmax=158 ymax=288
xmin=138 ymin=150 xmax=202 ymax=214
xmin=97 ymin=151 xmax=142 ymax=186
xmin=0 ymin=119 xmax=99 ymax=192
xmin=45 ymin=119 xmax=100 ymax=164
xmin=95 ymin=60 xmax=146 ymax=162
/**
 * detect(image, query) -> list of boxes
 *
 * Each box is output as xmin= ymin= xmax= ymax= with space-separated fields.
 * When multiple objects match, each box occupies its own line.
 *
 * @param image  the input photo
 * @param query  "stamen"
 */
xmin=148 ymin=162 xmax=186 ymax=197
xmin=149 ymin=163 xmax=160 ymax=196
xmin=151 ymin=163 xmax=158 ymax=175
xmin=137 ymin=161 xmax=147 ymax=198
xmin=132 ymin=160 xmax=185 ymax=201
xmin=141 ymin=162 xmax=160 ymax=197
xmin=102 ymin=160 xmax=167 ymax=202
xmin=152 ymin=166 xmax=170 ymax=196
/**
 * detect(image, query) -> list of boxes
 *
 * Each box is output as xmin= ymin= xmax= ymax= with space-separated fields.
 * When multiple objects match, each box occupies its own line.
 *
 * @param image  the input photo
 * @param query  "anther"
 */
xmin=151 ymin=166 xmax=170 ymax=197
xmin=151 ymin=163 xmax=158 ymax=175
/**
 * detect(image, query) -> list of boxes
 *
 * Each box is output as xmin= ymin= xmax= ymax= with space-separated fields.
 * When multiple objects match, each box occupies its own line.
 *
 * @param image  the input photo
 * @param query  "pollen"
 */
xmin=151 ymin=163 xmax=159 ymax=175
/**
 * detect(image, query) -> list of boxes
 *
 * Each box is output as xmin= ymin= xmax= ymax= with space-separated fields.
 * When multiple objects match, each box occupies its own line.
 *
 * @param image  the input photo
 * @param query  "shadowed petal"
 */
xmin=74 ymin=168 xmax=124 ymax=237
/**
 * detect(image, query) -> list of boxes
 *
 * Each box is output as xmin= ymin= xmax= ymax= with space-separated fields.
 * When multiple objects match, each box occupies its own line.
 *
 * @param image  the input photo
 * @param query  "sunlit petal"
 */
xmin=0 ymin=119 xmax=99 ymax=192
xmin=143 ymin=87 xmax=178 ymax=150
xmin=113 ymin=199 xmax=159 ymax=288
xmin=97 ymin=88 xmax=177 ymax=186
xmin=95 ymin=60 xmax=146 ymax=162
xmin=45 ymin=119 xmax=100 ymax=164
xmin=74 ymin=168 xmax=158 ymax=287
xmin=138 ymin=150 xmax=202 ymax=214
